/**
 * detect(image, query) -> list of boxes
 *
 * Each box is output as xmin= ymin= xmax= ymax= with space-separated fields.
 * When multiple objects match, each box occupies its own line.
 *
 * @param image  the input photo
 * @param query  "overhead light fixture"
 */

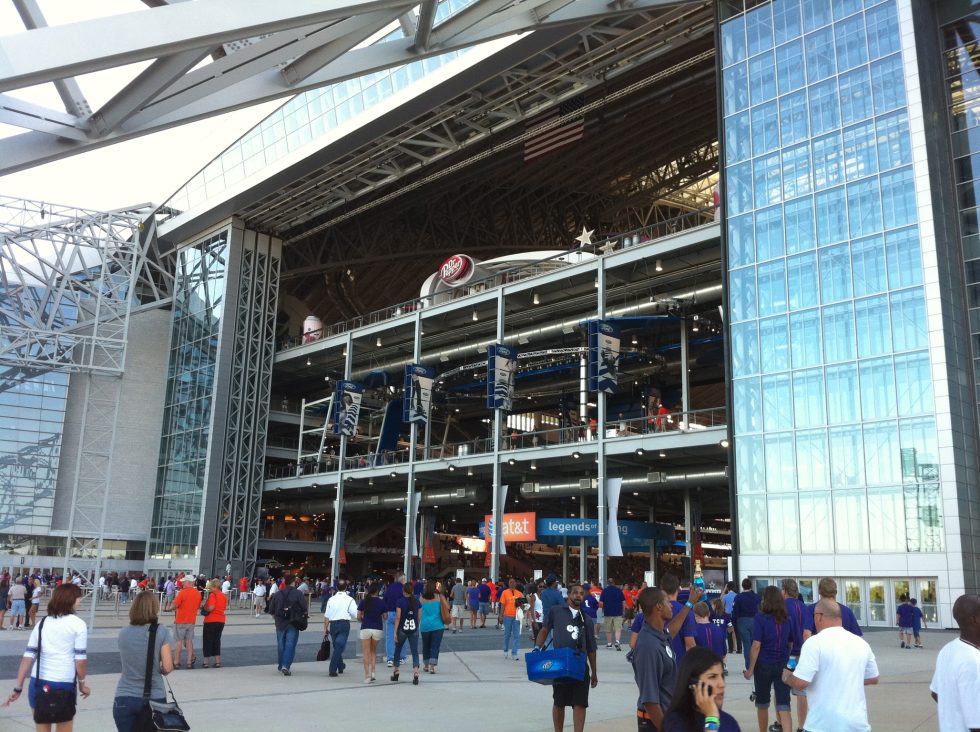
xmin=631 ymin=335 xmax=638 ymax=345
xmin=530 ymin=460 xmax=537 ymax=470
xmin=655 ymin=259 xmax=663 ymax=272
xmin=692 ymin=315 xmax=699 ymax=333
xmin=635 ymin=448 xmax=646 ymax=456
xmin=306 ymin=358 xmax=311 ymax=366
xmin=659 ymin=450 xmax=666 ymax=458
xmin=472 ymin=309 xmax=479 ymax=321
xmin=368 ymin=478 xmax=374 ymax=486
xmin=508 ymin=458 xmax=517 ymax=466
xmin=572 ymin=451 xmax=581 ymax=459
xmin=344 ymin=476 xmax=353 ymax=483
xmin=532 ymin=291 xmax=540 ymax=305
xmin=395 ymin=306 xmax=403 ymax=316
xmin=448 ymin=464 xmax=456 ymax=472
xmin=389 ymin=471 xmax=397 ymax=478
xmin=594 ymin=278 xmax=599 ymax=288
xmin=467 ymin=467 xmax=474 ymax=477
xmin=376 ymin=337 xmax=382 ymax=347
xmin=720 ymin=439 xmax=730 ymax=448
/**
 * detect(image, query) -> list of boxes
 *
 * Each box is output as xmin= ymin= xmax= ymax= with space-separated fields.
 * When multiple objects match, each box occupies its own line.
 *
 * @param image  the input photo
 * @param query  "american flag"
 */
xmin=523 ymin=95 xmax=585 ymax=162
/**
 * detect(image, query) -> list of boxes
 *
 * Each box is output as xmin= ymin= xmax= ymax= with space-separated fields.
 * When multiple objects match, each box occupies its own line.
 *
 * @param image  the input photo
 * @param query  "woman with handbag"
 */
xmin=201 ymin=579 xmax=228 ymax=668
xmin=419 ymin=581 xmax=447 ymax=674
xmin=391 ymin=583 xmax=421 ymax=685
xmin=112 ymin=591 xmax=175 ymax=731
xmin=3 ymin=583 xmax=90 ymax=731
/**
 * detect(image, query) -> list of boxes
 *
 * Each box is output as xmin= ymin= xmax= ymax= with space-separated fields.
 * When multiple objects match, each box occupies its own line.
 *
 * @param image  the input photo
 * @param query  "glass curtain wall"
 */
xmin=721 ymin=0 xmax=943 ymax=555
xmin=148 ymin=232 xmax=230 ymax=560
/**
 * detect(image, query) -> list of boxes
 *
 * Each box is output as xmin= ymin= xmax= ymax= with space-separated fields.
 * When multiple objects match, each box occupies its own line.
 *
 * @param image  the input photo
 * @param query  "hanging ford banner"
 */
xmin=438 ymin=254 xmax=475 ymax=286
xmin=403 ymin=364 xmax=434 ymax=424
xmin=588 ymin=320 xmax=620 ymax=393
xmin=334 ymin=381 xmax=363 ymax=436
xmin=487 ymin=344 xmax=517 ymax=410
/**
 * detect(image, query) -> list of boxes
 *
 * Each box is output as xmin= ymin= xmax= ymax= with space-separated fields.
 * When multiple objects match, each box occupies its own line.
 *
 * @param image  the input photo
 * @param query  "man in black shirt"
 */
xmin=535 ymin=583 xmax=598 ymax=732
xmin=632 ymin=587 xmax=677 ymax=731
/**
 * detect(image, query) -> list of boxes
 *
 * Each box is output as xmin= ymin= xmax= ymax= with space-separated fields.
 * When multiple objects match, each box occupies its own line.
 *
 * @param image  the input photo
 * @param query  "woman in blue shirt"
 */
xmin=419 ymin=581 xmax=447 ymax=674
xmin=357 ymin=582 xmax=387 ymax=683
xmin=664 ymin=647 xmax=741 ymax=731
xmin=743 ymin=586 xmax=794 ymax=732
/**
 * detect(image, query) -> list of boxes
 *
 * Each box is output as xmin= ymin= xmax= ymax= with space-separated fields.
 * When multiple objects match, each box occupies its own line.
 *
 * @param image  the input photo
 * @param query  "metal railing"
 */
xmin=277 ymin=209 xmax=714 ymax=351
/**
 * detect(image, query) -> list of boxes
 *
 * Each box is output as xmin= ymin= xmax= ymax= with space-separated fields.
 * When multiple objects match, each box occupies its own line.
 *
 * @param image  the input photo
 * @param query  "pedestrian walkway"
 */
xmin=0 ymin=626 xmax=948 ymax=731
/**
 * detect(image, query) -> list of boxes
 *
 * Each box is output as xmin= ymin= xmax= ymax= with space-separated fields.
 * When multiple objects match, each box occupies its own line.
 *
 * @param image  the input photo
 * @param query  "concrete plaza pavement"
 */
xmin=0 ymin=607 xmax=950 ymax=732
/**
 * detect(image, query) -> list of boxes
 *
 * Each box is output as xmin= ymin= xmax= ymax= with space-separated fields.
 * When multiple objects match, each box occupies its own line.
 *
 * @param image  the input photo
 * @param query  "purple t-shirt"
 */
xmin=359 ymin=596 xmax=387 ymax=630
xmin=670 ymin=600 xmax=696 ymax=663
xmin=784 ymin=597 xmax=806 ymax=655
xmin=466 ymin=587 xmax=480 ymax=607
xmin=664 ymin=710 xmax=739 ymax=732
xmin=751 ymin=613 xmax=794 ymax=666
xmin=803 ymin=601 xmax=863 ymax=636
xmin=382 ymin=582 xmax=403 ymax=612
xmin=692 ymin=622 xmax=727 ymax=658
xmin=896 ymin=603 xmax=916 ymax=627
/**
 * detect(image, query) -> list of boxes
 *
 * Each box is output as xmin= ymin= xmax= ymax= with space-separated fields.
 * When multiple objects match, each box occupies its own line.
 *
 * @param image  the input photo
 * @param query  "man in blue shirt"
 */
xmin=896 ymin=595 xmax=915 ymax=649
xmin=722 ymin=581 xmax=739 ymax=653
xmin=382 ymin=574 xmax=404 ymax=667
xmin=732 ymin=578 xmax=760 ymax=671
xmin=802 ymin=577 xmax=863 ymax=639
xmin=477 ymin=578 xmax=492 ymax=627
xmin=599 ymin=577 xmax=626 ymax=651
xmin=540 ymin=575 xmax=564 ymax=620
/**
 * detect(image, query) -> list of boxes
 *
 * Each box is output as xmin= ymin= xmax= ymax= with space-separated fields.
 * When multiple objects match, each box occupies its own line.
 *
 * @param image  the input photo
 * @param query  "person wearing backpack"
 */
xmin=267 ymin=576 xmax=306 ymax=677
xmin=391 ymin=582 xmax=422 ymax=685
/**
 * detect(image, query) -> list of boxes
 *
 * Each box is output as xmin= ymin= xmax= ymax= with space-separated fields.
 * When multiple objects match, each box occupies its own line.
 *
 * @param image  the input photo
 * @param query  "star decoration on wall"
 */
xmin=598 ymin=240 xmax=617 ymax=255
xmin=575 ymin=226 xmax=595 ymax=247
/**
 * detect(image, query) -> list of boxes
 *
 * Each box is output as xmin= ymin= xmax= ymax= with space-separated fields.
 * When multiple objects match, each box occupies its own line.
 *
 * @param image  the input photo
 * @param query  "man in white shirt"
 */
xmin=324 ymin=579 xmax=358 ymax=678
xmin=783 ymin=599 xmax=879 ymax=732
xmin=221 ymin=576 xmax=232 ymax=594
xmin=930 ymin=594 xmax=980 ymax=732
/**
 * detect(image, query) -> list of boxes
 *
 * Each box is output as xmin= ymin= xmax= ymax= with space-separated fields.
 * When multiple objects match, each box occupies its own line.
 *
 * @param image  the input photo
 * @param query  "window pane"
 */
xmin=876 ymin=111 xmax=911 ymax=171
xmin=809 ymin=79 xmax=841 ymax=135
xmin=871 ymin=54 xmax=906 ymax=114
xmin=812 ymin=132 xmax=844 ymax=190
xmin=765 ymin=432 xmax=796 ymax=491
xmin=904 ymin=482 xmax=943 ymax=552
xmin=826 ymin=362 xmax=860 ymax=424
xmin=793 ymin=367 xmax=827 ymax=427
xmin=776 ymin=40 xmax=805 ymax=94
xmin=755 ymin=206 xmax=785 ymax=261
xmin=749 ymin=51 xmax=777 ymax=105
xmin=738 ymin=494 xmax=769 ymax=553
xmin=787 ymin=252 xmax=819 ymax=310
xmin=881 ymin=167 xmax=917 ymax=229
xmin=863 ymin=419 xmax=901 ymax=484
xmin=727 ymin=161 xmax=754 ymax=215
xmin=868 ymin=485 xmax=906 ymax=551
xmin=835 ymin=15 xmax=868 ymax=72
xmin=736 ymin=434 xmax=766 ymax=493
xmin=823 ymin=302 xmax=856 ymax=361
xmin=855 ymin=295 xmax=890 ymax=357
xmin=784 ymin=196 xmax=815 ymax=254
xmin=773 ymin=0 xmax=802 ymax=44
xmin=724 ymin=61 xmax=749 ymax=115
xmin=758 ymin=260 xmax=788 ymax=316
xmin=805 ymin=27 xmax=837 ymax=83
xmin=894 ymin=352 xmax=933 ymax=415
xmin=728 ymin=213 xmax=756 ymax=267
xmin=722 ymin=13 xmax=747 ymax=66
xmin=768 ymin=494 xmax=801 ymax=553
xmin=851 ymin=234 xmax=887 ymax=296
xmin=780 ymin=91 xmax=810 ymax=146
xmin=782 ymin=142 xmax=812 ymax=198
xmin=860 ymin=355 xmax=897 ymax=420
xmin=816 ymin=186 xmax=848 ymax=245
xmin=847 ymin=178 xmax=883 ymax=237
xmin=830 ymin=424 xmax=865 ymax=487
xmin=763 ymin=373 xmax=794 ymax=431
xmin=890 ymin=288 xmax=928 ymax=351
xmin=797 ymin=430 xmax=830 ymax=490
xmin=759 ymin=315 xmax=791 ymax=372
xmin=865 ymin=0 xmax=899 ymax=59
xmin=803 ymin=0 xmax=832 ymax=32
xmin=789 ymin=308 xmax=820 ymax=368
xmin=899 ymin=417 xmax=938 ymax=482
xmin=885 ymin=227 xmax=923 ymax=288
xmin=819 ymin=243 xmax=853 ymax=303
xmin=746 ymin=3 xmax=775 ymax=55
xmin=734 ymin=377 xmax=763 ymax=433
xmin=799 ymin=491 xmax=834 ymax=551
xmin=727 ymin=110 xmax=751 ymax=164
xmin=730 ymin=266 xmax=758 ymax=322
xmin=754 ymin=153 xmax=783 ymax=207
xmin=731 ymin=320 xmax=761 ymax=377
xmin=752 ymin=101 xmax=781 ymax=156
xmin=834 ymin=488 xmax=869 ymax=552
xmin=843 ymin=120 xmax=878 ymax=180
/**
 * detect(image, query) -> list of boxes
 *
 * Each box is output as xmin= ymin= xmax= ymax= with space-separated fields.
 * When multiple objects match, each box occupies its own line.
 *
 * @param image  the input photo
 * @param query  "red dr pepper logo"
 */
xmin=439 ymin=254 xmax=472 ymax=284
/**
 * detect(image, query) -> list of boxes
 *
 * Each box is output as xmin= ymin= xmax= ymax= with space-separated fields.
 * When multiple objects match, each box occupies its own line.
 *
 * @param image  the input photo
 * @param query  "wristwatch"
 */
xmin=12 ymin=687 xmax=22 ymax=694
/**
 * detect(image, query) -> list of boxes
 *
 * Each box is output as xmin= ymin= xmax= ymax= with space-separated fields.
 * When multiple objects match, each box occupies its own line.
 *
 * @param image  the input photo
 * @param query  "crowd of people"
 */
xmin=1 ymin=566 xmax=978 ymax=732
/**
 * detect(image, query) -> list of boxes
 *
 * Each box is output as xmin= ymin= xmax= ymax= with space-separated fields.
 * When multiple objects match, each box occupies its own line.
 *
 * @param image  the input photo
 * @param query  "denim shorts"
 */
xmin=479 ymin=602 xmax=490 ymax=615
xmin=753 ymin=662 xmax=791 ymax=711
xmin=10 ymin=599 xmax=26 ymax=615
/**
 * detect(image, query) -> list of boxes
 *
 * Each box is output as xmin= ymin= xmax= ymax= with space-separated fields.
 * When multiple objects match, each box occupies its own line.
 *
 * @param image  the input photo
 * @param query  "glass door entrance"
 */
xmin=868 ymin=580 xmax=887 ymax=625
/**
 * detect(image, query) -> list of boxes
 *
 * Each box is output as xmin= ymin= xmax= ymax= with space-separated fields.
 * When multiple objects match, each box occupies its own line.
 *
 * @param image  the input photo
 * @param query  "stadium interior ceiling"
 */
xmin=256 ymin=1 xmax=730 ymax=576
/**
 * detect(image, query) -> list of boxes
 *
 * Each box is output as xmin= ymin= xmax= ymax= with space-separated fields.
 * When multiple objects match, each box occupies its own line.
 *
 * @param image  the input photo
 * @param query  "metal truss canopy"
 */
xmin=0 ymin=0 xmax=699 ymax=175
xmin=0 ymin=196 xmax=170 ymax=376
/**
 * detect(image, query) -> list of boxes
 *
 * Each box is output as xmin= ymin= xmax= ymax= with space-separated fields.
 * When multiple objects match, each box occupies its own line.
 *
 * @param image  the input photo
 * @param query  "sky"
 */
xmin=0 ymin=1 xmax=284 ymax=212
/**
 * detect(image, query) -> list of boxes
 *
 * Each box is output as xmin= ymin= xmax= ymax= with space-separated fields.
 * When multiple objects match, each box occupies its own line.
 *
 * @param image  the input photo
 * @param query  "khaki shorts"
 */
xmin=173 ymin=624 xmax=195 ymax=642
xmin=359 ymin=628 xmax=384 ymax=641
xmin=601 ymin=615 xmax=623 ymax=633
xmin=451 ymin=605 xmax=465 ymax=619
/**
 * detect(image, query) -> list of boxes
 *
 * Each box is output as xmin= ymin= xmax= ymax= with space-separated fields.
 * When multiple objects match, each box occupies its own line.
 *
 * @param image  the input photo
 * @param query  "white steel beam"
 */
xmin=0 ymin=94 xmax=89 ymax=140
xmin=413 ymin=0 xmax=438 ymax=52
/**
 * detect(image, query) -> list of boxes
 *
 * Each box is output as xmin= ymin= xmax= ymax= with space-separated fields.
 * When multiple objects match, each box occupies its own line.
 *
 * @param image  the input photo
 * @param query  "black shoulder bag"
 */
xmin=134 ymin=624 xmax=191 ymax=732
xmin=32 ymin=617 xmax=77 ymax=724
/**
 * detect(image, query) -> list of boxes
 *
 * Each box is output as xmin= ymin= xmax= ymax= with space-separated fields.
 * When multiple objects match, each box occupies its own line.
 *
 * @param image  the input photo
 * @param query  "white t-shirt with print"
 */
xmin=24 ymin=615 xmax=88 ymax=683
xmin=929 ymin=638 xmax=980 ymax=731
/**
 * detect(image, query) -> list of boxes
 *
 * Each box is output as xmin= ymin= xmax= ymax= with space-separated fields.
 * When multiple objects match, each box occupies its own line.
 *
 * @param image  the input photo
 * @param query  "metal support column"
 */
xmin=579 ymin=495 xmax=588 ymax=582
xmin=648 ymin=506 xmax=657 ymax=579
xmin=680 ymin=319 xmax=690 ymax=430
xmin=684 ymin=488 xmax=693 ymax=576
xmin=562 ymin=536 xmax=569 ymax=584
xmin=596 ymin=261 xmax=607 ymax=585
xmin=330 ymin=334 xmax=353 ymax=581
xmin=490 ymin=290 xmax=505 ymax=582
xmin=403 ymin=311 xmax=423 ymax=579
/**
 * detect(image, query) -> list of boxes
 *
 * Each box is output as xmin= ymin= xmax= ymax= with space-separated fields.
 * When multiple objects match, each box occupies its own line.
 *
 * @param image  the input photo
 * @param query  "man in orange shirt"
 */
xmin=172 ymin=576 xmax=202 ymax=668
xmin=500 ymin=578 xmax=525 ymax=660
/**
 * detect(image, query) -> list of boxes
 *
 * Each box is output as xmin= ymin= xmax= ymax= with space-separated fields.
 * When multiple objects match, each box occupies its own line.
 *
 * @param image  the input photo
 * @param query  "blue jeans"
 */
xmin=394 ymin=631 xmax=420 ymax=669
xmin=276 ymin=624 xmax=299 ymax=671
xmin=329 ymin=620 xmax=350 ymax=674
xmin=502 ymin=616 xmax=521 ymax=656
xmin=752 ymin=662 xmax=791 ymax=711
xmin=736 ymin=617 xmax=754 ymax=670
xmin=386 ymin=612 xmax=397 ymax=661
xmin=421 ymin=627 xmax=444 ymax=666
xmin=113 ymin=695 xmax=165 ymax=732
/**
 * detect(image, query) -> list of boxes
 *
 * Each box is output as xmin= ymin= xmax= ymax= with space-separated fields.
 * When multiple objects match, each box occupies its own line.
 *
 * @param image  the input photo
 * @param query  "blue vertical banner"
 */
xmin=487 ymin=344 xmax=517 ymax=410
xmin=588 ymin=320 xmax=620 ymax=393
xmin=403 ymin=364 xmax=434 ymax=424
xmin=333 ymin=381 xmax=363 ymax=435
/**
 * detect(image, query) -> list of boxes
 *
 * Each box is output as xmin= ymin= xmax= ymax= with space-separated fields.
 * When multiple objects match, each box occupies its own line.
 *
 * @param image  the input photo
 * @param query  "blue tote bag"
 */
xmin=525 ymin=610 xmax=587 ymax=685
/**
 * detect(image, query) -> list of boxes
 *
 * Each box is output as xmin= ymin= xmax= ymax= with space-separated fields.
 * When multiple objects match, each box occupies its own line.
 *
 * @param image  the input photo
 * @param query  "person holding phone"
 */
xmin=663 ymin=647 xmax=740 ymax=731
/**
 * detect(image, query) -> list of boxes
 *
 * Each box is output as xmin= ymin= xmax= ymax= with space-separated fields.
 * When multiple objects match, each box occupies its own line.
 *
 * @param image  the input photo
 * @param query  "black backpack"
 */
xmin=279 ymin=589 xmax=309 ymax=631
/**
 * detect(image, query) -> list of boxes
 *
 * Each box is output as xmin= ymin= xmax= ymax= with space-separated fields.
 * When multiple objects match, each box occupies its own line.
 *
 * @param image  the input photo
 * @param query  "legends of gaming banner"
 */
xmin=487 ymin=344 xmax=517 ymax=410
xmin=588 ymin=320 xmax=620 ymax=393
xmin=334 ymin=381 xmax=363 ymax=435
xmin=403 ymin=364 xmax=434 ymax=424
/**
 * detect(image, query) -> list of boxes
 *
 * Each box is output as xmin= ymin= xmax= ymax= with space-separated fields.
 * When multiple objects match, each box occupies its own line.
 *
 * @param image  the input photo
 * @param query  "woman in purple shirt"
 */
xmin=663 ymin=647 xmax=741 ymax=731
xmin=743 ymin=586 xmax=794 ymax=732
xmin=357 ymin=583 xmax=387 ymax=683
